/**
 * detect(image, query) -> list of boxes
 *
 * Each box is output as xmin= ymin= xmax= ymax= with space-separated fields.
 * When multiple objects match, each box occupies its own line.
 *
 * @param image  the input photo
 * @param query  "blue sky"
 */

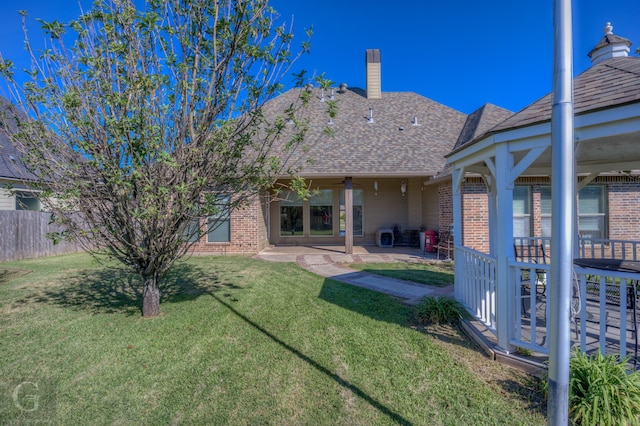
xmin=0 ymin=0 xmax=638 ymax=114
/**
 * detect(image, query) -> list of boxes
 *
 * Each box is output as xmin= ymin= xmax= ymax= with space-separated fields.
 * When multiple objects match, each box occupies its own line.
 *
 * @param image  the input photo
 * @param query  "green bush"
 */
xmin=543 ymin=350 xmax=640 ymax=425
xmin=415 ymin=296 xmax=466 ymax=325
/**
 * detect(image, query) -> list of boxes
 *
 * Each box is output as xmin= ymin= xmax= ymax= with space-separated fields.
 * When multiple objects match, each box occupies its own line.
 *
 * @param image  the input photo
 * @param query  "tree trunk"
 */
xmin=142 ymin=275 xmax=160 ymax=317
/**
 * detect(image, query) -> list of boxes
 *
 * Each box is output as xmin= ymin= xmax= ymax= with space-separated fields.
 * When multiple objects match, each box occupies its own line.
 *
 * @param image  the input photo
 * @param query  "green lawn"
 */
xmin=0 ymin=253 xmax=545 ymax=424
xmin=347 ymin=261 xmax=455 ymax=287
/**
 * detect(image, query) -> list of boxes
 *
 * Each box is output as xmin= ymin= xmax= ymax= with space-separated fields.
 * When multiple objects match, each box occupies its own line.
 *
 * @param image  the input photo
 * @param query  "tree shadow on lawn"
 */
xmin=320 ymin=282 xmax=548 ymax=418
xmin=318 ymin=278 xmax=412 ymax=327
xmin=212 ymin=292 xmax=414 ymax=426
xmin=18 ymin=263 xmax=233 ymax=316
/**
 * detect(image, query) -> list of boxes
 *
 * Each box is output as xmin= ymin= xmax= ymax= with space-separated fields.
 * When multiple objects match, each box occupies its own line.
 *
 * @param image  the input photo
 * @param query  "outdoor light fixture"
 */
xmin=401 ymin=181 xmax=406 ymax=196
xmin=374 ymin=180 xmax=378 ymax=195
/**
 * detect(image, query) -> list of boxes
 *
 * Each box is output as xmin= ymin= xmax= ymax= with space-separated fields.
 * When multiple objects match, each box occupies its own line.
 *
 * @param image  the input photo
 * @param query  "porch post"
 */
xmin=452 ymin=168 xmax=463 ymax=300
xmin=344 ymin=177 xmax=353 ymax=254
xmin=494 ymin=144 xmax=514 ymax=352
xmin=486 ymin=178 xmax=498 ymax=258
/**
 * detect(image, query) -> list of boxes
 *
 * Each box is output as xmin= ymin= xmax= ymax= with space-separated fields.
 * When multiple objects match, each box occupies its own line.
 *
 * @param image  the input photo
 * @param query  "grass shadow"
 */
xmin=318 ymin=278 xmax=412 ymax=327
xmin=212 ymin=293 xmax=413 ymax=425
xmin=0 ymin=268 xmax=31 ymax=285
xmin=15 ymin=263 xmax=229 ymax=315
xmin=349 ymin=263 xmax=454 ymax=287
xmin=496 ymin=378 xmax=547 ymax=416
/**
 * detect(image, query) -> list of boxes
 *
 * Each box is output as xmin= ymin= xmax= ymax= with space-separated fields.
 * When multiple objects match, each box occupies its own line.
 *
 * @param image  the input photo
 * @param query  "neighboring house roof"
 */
xmin=263 ymin=86 xmax=469 ymax=177
xmin=0 ymin=97 xmax=31 ymax=181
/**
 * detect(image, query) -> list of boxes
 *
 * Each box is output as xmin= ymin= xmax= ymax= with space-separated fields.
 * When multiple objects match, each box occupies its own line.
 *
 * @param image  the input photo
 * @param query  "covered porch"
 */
xmin=445 ymin=28 xmax=640 ymax=366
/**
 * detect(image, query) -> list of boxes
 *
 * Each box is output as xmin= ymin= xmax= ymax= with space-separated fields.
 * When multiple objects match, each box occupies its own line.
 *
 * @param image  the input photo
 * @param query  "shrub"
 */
xmin=415 ymin=296 xmax=466 ymax=325
xmin=543 ymin=350 xmax=640 ymax=425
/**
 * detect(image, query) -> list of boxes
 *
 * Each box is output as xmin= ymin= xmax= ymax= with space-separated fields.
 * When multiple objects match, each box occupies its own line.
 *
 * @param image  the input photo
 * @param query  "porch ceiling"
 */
xmin=510 ymin=129 xmax=640 ymax=176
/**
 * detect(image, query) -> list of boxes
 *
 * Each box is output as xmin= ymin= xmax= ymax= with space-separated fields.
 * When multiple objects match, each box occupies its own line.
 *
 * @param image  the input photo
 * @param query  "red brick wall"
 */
xmin=190 ymin=194 xmax=263 ymax=254
xmin=450 ymin=175 xmax=640 ymax=255
xmin=608 ymin=181 xmax=640 ymax=241
xmin=438 ymin=183 xmax=453 ymax=237
xmin=461 ymin=180 xmax=490 ymax=253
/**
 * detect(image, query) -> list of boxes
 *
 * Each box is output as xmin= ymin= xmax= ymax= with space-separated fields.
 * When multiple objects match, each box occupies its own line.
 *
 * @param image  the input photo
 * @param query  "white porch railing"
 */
xmin=456 ymin=246 xmax=496 ymax=331
xmin=456 ymin=237 xmax=640 ymax=366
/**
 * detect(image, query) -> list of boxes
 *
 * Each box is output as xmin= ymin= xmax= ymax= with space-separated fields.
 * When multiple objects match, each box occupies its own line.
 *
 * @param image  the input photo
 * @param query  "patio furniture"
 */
xmin=437 ymin=228 xmax=454 ymax=260
xmin=514 ymin=243 xmax=548 ymax=296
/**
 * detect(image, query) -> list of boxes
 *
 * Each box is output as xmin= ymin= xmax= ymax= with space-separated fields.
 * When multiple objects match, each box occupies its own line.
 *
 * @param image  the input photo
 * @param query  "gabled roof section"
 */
xmin=0 ymin=98 xmax=32 ymax=181
xmin=491 ymin=56 xmax=640 ymax=132
xmin=453 ymin=103 xmax=513 ymax=150
xmin=263 ymin=87 xmax=467 ymax=177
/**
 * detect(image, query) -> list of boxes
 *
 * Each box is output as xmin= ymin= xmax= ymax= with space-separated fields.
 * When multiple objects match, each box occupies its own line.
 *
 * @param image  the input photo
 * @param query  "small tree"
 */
xmin=0 ymin=0 xmax=315 ymax=317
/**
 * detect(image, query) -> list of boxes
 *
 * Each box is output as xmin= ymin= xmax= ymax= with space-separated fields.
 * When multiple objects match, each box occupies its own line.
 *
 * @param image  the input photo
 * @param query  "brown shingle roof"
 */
xmin=263 ymin=87 xmax=468 ymax=177
xmin=453 ymin=103 xmax=513 ymax=150
xmin=491 ymin=56 xmax=640 ymax=132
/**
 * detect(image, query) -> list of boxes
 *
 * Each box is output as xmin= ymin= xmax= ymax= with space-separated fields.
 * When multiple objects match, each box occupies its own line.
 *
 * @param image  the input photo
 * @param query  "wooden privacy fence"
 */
xmin=0 ymin=211 xmax=84 ymax=262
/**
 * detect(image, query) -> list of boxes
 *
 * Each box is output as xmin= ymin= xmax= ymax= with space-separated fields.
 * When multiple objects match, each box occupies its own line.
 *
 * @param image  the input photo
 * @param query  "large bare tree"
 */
xmin=0 ymin=0 xmax=315 ymax=317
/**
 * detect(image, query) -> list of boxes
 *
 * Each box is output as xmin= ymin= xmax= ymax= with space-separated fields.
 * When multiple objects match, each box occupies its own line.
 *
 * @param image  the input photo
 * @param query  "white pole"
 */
xmin=548 ymin=0 xmax=574 ymax=423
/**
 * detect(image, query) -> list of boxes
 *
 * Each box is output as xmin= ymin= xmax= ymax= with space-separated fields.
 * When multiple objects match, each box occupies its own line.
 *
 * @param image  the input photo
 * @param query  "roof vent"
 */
xmin=368 ymin=107 xmax=374 ymax=124
xmin=9 ymin=155 xmax=16 ymax=161
xmin=329 ymin=88 xmax=334 ymax=100
xmin=588 ymin=22 xmax=631 ymax=65
xmin=305 ymin=83 xmax=314 ymax=92
xmin=412 ymin=116 xmax=419 ymax=126
xmin=338 ymin=83 xmax=348 ymax=93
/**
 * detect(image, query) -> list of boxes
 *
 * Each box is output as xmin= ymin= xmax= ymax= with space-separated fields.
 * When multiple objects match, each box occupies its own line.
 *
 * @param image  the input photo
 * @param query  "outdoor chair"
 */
xmin=515 ymin=243 xmax=548 ymax=313
xmin=436 ymin=228 xmax=454 ymax=261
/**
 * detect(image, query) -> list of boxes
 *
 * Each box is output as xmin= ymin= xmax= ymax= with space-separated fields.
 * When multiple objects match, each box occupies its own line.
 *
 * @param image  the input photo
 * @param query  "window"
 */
xmin=578 ymin=185 xmax=606 ymax=239
xmin=310 ymin=190 xmax=333 ymax=236
xmin=339 ymin=189 xmax=363 ymax=237
xmin=540 ymin=185 xmax=607 ymax=239
xmin=540 ymin=186 xmax=552 ymax=237
xmin=513 ymin=186 xmax=531 ymax=237
xmin=183 ymin=218 xmax=201 ymax=243
xmin=280 ymin=191 xmax=303 ymax=236
xmin=207 ymin=195 xmax=231 ymax=242
xmin=15 ymin=191 xmax=40 ymax=211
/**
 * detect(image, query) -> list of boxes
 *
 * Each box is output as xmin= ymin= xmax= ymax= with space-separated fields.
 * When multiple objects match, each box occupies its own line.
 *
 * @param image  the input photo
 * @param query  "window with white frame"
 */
xmin=578 ymin=185 xmax=607 ymax=239
xmin=540 ymin=186 xmax=552 ymax=237
xmin=207 ymin=195 xmax=231 ymax=242
xmin=513 ymin=186 xmax=531 ymax=237
xmin=540 ymin=184 xmax=607 ymax=239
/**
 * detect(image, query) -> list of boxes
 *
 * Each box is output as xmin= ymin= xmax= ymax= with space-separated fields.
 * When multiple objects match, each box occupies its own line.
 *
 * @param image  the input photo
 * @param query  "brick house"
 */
xmin=189 ymin=49 xmax=510 ymax=254
xmin=191 ymin=24 xmax=640 ymax=255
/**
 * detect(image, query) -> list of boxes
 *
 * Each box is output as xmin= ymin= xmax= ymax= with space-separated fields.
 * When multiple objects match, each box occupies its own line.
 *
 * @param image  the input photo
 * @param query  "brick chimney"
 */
xmin=365 ymin=49 xmax=381 ymax=99
xmin=588 ymin=22 xmax=632 ymax=65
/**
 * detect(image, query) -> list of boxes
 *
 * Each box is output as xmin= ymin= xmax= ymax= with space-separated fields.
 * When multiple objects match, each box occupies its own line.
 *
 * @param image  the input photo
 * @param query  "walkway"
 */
xmin=254 ymin=245 xmax=453 ymax=305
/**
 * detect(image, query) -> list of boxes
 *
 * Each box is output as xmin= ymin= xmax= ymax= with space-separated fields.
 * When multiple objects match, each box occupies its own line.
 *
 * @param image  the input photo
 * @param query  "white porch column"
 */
xmin=486 ymin=176 xmax=498 ymax=258
xmin=452 ymin=168 xmax=463 ymax=300
xmin=494 ymin=144 xmax=514 ymax=352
